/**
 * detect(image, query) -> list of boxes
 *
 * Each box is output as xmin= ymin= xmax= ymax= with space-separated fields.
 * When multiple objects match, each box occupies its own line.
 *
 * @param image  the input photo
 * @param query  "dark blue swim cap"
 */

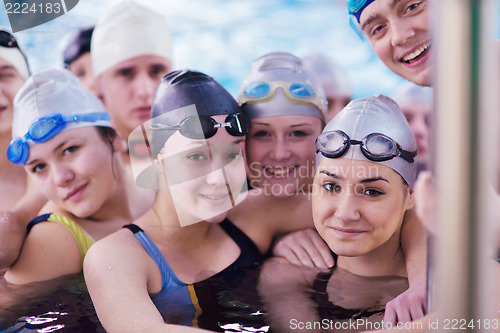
xmin=347 ymin=0 xmax=376 ymax=23
xmin=63 ymin=26 xmax=94 ymax=67
xmin=150 ymin=69 xmax=243 ymax=158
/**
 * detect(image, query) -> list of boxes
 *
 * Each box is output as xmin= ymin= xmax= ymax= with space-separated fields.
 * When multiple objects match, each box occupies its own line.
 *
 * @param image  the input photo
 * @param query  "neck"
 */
xmin=88 ymin=153 xmax=134 ymax=222
xmin=337 ymin=230 xmax=407 ymax=278
xmin=141 ymin=189 xmax=214 ymax=245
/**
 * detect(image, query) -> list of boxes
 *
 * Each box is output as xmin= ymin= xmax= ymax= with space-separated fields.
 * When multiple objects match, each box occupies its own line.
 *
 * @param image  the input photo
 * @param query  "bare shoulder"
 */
xmin=4 ymin=219 xmax=82 ymax=284
xmin=85 ymin=228 xmax=143 ymax=267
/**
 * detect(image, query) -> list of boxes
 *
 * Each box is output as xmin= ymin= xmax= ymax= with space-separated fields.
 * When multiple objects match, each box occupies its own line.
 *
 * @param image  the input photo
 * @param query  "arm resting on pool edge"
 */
xmin=272 ymin=228 xmax=335 ymax=271
xmin=0 ymin=189 xmax=47 ymax=269
xmin=83 ymin=229 xmax=214 ymax=333
xmin=384 ymin=207 xmax=427 ymax=325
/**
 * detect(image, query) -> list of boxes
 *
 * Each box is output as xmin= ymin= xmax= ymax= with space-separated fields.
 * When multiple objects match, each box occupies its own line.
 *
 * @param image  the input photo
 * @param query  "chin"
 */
xmin=204 ymin=211 xmax=229 ymax=224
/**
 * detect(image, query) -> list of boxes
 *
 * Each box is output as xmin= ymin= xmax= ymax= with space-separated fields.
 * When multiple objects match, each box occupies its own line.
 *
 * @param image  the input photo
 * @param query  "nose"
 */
xmin=52 ymin=163 xmax=75 ymax=187
xmin=269 ymin=138 xmax=292 ymax=161
xmin=133 ymin=73 xmax=157 ymax=101
xmin=333 ymin=192 xmax=361 ymax=222
xmin=391 ymin=18 xmax=416 ymax=47
xmin=205 ymin=169 xmax=227 ymax=186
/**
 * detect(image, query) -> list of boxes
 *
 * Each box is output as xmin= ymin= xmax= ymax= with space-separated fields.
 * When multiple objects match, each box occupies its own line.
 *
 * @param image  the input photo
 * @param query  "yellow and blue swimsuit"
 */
xmin=27 ymin=213 xmax=94 ymax=265
xmin=123 ymin=220 xmax=268 ymax=332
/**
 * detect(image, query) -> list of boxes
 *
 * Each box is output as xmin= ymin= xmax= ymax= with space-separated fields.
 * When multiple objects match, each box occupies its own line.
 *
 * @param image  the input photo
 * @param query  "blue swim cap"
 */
xmin=347 ymin=0 xmax=376 ymax=23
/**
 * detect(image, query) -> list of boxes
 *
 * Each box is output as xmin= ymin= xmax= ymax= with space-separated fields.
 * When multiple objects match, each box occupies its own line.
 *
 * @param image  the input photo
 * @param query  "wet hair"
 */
xmin=96 ymin=126 xmax=117 ymax=150
xmin=96 ymin=126 xmax=118 ymax=178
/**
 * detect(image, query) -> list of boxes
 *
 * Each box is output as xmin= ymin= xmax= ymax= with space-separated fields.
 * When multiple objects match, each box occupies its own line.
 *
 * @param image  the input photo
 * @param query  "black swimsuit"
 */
xmin=124 ymin=218 xmax=268 ymax=332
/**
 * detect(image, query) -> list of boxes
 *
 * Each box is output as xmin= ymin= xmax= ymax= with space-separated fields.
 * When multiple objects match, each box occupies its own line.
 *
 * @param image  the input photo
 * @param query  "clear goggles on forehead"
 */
xmin=240 ymin=80 xmax=325 ymax=111
xmin=150 ymin=113 xmax=251 ymax=139
xmin=7 ymin=112 xmax=111 ymax=166
xmin=316 ymin=130 xmax=416 ymax=163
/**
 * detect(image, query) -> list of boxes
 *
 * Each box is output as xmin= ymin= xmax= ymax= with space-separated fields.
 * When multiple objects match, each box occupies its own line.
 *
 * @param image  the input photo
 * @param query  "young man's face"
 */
xmin=0 ymin=57 xmax=24 ymax=135
xmin=98 ymin=55 xmax=171 ymax=139
xmin=359 ymin=0 xmax=432 ymax=86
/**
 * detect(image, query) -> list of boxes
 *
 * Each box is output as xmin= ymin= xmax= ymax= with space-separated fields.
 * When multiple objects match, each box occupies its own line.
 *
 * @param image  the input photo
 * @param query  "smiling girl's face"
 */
xmin=156 ymin=114 xmax=248 ymax=226
xmin=24 ymin=127 xmax=118 ymax=218
xmin=245 ymin=115 xmax=322 ymax=197
xmin=312 ymin=158 xmax=414 ymax=258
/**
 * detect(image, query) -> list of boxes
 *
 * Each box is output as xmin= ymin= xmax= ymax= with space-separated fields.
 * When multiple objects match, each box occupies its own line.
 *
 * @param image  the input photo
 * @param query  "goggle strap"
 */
xmin=399 ymin=149 xmax=417 ymax=163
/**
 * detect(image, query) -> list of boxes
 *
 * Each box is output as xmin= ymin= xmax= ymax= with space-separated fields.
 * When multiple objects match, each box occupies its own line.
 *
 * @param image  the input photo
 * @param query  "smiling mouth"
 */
xmin=200 ymin=193 xmax=228 ymax=200
xmin=401 ymin=42 xmax=430 ymax=63
xmin=65 ymin=184 xmax=87 ymax=201
xmin=332 ymin=227 xmax=366 ymax=236
xmin=265 ymin=166 xmax=296 ymax=177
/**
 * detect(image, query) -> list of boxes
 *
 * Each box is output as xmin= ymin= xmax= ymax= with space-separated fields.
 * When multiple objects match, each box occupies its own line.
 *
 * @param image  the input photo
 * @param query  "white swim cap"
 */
xmin=392 ymin=81 xmax=433 ymax=107
xmin=238 ymin=51 xmax=327 ymax=120
xmin=12 ymin=68 xmax=111 ymax=140
xmin=91 ymin=0 xmax=172 ymax=77
xmin=316 ymin=95 xmax=417 ymax=188
xmin=302 ymin=53 xmax=351 ymax=98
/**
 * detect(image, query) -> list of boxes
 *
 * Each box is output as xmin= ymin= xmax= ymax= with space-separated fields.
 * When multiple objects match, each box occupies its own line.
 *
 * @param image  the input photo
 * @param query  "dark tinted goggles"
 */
xmin=151 ymin=113 xmax=251 ymax=139
xmin=316 ymin=130 xmax=416 ymax=163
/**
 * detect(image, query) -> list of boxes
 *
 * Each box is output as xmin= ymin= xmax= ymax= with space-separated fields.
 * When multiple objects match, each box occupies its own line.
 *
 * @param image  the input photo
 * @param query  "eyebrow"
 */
xmin=360 ymin=176 xmax=390 ymax=184
xmin=319 ymin=170 xmax=343 ymax=180
xmin=361 ymin=0 xmax=404 ymax=31
xmin=26 ymin=139 xmax=76 ymax=166
xmin=0 ymin=65 xmax=16 ymax=71
xmin=290 ymin=123 xmax=315 ymax=128
xmin=232 ymin=139 xmax=245 ymax=145
xmin=252 ymin=122 xmax=313 ymax=127
xmin=319 ymin=170 xmax=389 ymax=184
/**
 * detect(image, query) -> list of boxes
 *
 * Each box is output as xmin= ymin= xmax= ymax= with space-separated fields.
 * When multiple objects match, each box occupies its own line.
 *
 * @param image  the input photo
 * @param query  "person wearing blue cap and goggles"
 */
xmin=346 ymin=0 xmax=431 ymax=87
xmin=3 ymin=69 xmax=153 ymax=285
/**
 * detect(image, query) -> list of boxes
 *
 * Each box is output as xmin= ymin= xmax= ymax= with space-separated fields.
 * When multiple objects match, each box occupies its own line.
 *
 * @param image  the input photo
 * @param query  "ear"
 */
xmin=110 ymin=131 xmax=126 ymax=153
xmin=152 ymin=158 xmax=168 ymax=189
xmin=405 ymin=187 xmax=416 ymax=210
xmin=95 ymin=76 xmax=107 ymax=107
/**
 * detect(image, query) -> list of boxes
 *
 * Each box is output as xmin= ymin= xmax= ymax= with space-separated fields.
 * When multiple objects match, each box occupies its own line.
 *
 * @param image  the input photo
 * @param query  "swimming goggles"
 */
xmin=316 ymin=130 xmax=416 ymax=163
xmin=150 ymin=113 xmax=251 ymax=139
xmin=240 ymin=80 xmax=326 ymax=113
xmin=0 ymin=30 xmax=30 ymax=72
xmin=8 ymin=112 xmax=111 ymax=166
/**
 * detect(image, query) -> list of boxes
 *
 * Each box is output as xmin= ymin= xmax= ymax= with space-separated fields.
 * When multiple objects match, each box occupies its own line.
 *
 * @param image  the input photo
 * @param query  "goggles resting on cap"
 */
xmin=0 ymin=30 xmax=30 ymax=71
xmin=240 ymin=80 xmax=325 ymax=113
xmin=316 ymin=130 xmax=416 ymax=163
xmin=150 ymin=113 xmax=250 ymax=140
xmin=8 ymin=112 xmax=111 ymax=166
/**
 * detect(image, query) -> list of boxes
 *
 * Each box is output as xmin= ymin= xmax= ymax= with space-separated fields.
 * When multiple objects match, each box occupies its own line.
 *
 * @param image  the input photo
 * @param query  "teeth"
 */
xmin=266 ymin=166 xmax=294 ymax=176
xmin=200 ymin=194 xmax=226 ymax=200
xmin=403 ymin=42 xmax=430 ymax=62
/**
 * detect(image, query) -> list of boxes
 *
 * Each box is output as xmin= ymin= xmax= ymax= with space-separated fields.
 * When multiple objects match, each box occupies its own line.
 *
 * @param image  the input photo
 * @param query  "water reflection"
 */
xmin=0 ymin=273 xmax=104 ymax=332
xmin=258 ymin=259 xmax=408 ymax=333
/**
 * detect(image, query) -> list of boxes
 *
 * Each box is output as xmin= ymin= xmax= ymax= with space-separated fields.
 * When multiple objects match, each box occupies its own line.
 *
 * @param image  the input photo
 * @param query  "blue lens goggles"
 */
xmin=7 ymin=112 xmax=111 ymax=166
xmin=316 ymin=130 xmax=416 ymax=163
xmin=242 ymin=81 xmax=316 ymax=102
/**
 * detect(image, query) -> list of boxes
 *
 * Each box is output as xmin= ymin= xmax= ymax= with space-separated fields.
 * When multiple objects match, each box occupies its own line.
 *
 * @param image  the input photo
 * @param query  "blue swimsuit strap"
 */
xmin=123 ymin=224 xmax=186 ymax=290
